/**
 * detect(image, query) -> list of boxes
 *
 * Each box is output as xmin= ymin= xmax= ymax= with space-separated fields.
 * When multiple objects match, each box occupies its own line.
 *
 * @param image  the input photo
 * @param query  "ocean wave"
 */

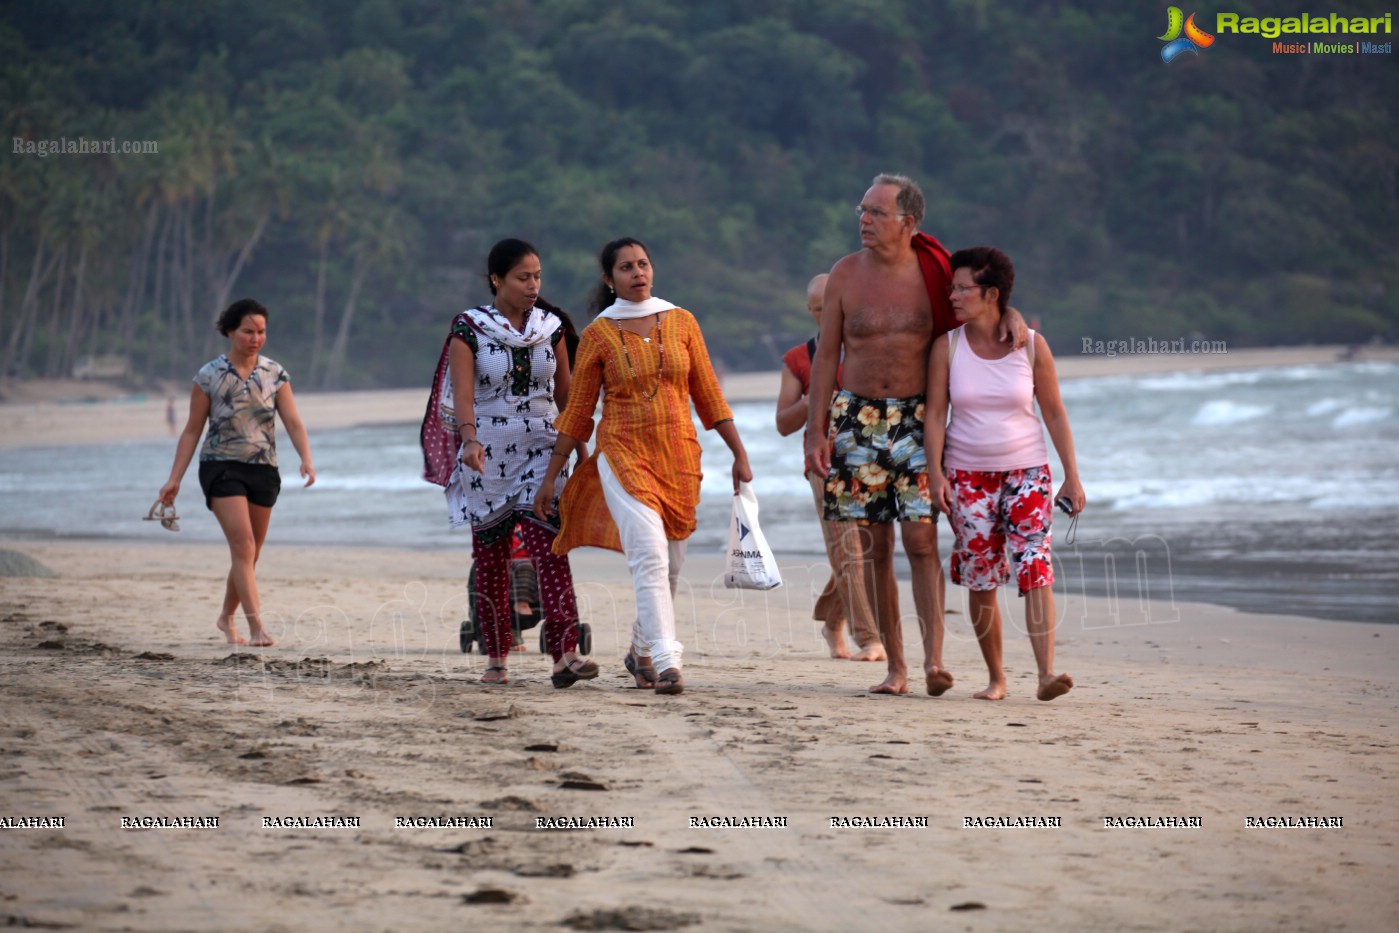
xmin=1332 ymin=407 xmax=1392 ymax=428
xmin=309 ymin=474 xmax=438 ymax=492
xmin=1058 ymin=376 xmax=1135 ymax=400
xmin=4 ymin=368 xmax=1394 ymax=553
xmin=1306 ymin=398 xmax=1344 ymax=417
xmin=1190 ymin=400 xmax=1271 ymax=426
xmin=1099 ymin=474 xmax=1327 ymax=510
xmin=1350 ymin=360 xmax=1399 ymax=376
xmin=1308 ymin=495 xmax=1381 ymax=510
xmin=0 ymin=474 xmax=85 ymax=494
xmin=1140 ymin=370 xmax=1264 ymax=392
xmin=1136 ymin=366 xmax=1326 ymax=393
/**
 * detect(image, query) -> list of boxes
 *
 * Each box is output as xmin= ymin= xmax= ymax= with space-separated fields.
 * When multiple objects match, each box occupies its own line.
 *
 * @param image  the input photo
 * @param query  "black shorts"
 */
xmin=198 ymin=461 xmax=281 ymax=510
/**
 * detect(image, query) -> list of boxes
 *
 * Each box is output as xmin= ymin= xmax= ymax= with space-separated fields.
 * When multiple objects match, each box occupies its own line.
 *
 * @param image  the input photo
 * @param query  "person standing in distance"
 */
xmin=775 ymin=273 xmax=883 ymax=662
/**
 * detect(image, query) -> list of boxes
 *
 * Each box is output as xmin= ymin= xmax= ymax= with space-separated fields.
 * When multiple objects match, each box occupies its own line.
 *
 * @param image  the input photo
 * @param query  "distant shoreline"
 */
xmin=1 ymin=344 xmax=1395 ymax=451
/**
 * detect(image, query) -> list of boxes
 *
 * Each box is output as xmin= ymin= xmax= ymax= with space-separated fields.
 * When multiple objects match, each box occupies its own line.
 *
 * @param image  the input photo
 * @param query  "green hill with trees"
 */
xmin=2 ymin=0 xmax=1395 ymax=387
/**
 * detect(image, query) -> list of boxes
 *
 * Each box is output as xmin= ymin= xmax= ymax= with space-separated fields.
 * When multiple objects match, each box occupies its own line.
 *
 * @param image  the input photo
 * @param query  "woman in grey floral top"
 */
xmin=159 ymin=299 xmax=315 ymax=647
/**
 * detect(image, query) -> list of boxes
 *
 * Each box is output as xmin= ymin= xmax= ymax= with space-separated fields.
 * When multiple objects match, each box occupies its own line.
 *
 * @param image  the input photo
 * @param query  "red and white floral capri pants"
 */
xmin=946 ymin=465 xmax=1055 ymax=595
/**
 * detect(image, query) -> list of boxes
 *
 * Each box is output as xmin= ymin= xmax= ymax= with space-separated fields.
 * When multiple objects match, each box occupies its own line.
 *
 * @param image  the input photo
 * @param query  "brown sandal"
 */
xmin=624 ymin=651 xmax=657 ymax=688
xmin=143 ymin=499 xmax=181 ymax=532
xmin=655 ymin=668 xmax=684 ymax=696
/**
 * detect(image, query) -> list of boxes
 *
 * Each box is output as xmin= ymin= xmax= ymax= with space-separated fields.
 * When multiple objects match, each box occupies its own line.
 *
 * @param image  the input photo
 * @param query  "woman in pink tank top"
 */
xmin=924 ymin=247 xmax=1084 ymax=703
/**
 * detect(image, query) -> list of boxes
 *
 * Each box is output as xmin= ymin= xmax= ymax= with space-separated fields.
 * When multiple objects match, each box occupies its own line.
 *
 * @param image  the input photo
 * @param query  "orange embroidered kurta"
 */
xmin=553 ymin=308 xmax=732 ymax=554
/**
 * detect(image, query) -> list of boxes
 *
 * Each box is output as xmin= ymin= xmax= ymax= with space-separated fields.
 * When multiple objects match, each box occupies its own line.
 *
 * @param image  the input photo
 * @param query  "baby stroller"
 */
xmin=460 ymin=531 xmax=592 ymax=655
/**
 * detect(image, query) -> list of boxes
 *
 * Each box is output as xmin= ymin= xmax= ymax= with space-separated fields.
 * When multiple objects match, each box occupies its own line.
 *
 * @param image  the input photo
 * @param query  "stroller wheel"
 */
xmin=578 ymin=622 xmax=592 ymax=655
xmin=464 ymin=564 xmax=479 ymax=654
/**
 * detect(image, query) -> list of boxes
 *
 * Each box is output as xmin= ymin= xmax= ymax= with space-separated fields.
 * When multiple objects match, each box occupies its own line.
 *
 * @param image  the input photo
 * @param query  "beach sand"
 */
xmin=2 ymin=346 xmax=1397 ymax=930
xmin=0 ymin=539 xmax=1395 ymax=931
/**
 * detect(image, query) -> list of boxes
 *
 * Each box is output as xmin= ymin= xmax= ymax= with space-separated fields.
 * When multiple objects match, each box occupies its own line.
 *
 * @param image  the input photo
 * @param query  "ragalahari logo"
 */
xmin=1160 ymin=7 xmax=1216 ymax=62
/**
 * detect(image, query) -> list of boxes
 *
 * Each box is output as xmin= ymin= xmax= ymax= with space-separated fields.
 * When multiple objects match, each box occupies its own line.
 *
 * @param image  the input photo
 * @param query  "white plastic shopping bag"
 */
xmin=724 ymin=482 xmax=783 ymax=590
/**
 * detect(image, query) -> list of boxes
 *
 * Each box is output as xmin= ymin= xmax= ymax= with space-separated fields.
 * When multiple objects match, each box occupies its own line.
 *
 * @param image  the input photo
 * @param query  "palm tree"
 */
xmin=321 ymin=201 xmax=415 ymax=388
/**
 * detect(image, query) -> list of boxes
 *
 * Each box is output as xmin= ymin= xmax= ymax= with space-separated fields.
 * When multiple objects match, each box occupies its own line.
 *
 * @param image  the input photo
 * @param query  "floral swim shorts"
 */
xmin=822 ymin=389 xmax=933 ymax=524
xmin=946 ymin=466 xmax=1055 ymax=595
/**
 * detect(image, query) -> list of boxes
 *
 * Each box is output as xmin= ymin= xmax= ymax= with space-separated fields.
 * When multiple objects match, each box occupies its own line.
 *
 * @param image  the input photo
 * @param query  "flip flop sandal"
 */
xmin=143 ymin=499 xmax=181 ymax=532
xmin=551 ymin=658 xmax=599 ymax=689
xmin=655 ymin=668 xmax=684 ymax=696
xmin=480 ymin=665 xmax=509 ymax=684
xmin=624 ymin=651 xmax=657 ymax=689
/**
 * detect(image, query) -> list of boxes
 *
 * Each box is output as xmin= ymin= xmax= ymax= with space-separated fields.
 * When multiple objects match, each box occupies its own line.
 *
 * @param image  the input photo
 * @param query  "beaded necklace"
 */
xmin=613 ymin=316 xmax=665 ymax=401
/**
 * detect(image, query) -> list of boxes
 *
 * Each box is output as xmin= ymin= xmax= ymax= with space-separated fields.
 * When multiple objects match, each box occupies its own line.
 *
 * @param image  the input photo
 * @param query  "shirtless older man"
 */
xmin=804 ymin=173 xmax=1024 ymax=696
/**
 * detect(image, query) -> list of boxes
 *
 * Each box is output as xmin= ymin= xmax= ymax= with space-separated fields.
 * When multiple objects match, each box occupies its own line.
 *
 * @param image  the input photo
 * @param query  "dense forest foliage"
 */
xmin=2 ymin=0 xmax=1396 ymax=387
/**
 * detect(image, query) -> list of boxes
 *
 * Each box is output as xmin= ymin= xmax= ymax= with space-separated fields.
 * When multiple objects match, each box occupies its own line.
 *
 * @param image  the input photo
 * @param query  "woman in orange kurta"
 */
xmin=535 ymin=237 xmax=752 ymax=695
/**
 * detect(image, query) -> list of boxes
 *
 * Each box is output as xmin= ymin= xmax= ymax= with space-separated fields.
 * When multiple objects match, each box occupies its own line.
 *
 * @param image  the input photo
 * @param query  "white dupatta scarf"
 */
xmin=597 ymin=296 xmax=677 ymax=320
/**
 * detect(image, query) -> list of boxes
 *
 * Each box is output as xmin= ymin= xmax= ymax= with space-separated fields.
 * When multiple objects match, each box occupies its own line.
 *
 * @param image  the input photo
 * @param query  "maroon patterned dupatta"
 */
xmin=419 ymin=312 xmax=469 ymax=487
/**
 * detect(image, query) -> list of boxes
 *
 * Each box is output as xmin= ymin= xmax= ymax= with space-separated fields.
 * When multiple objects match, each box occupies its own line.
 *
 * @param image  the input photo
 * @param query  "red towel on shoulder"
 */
xmin=912 ymin=231 xmax=959 ymax=338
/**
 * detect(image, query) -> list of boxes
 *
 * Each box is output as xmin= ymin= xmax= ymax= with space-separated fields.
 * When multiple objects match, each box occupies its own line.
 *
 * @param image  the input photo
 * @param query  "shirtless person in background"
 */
xmin=775 ymin=273 xmax=884 ymax=663
xmin=804 ymin=173 xmax=1024 ymax=696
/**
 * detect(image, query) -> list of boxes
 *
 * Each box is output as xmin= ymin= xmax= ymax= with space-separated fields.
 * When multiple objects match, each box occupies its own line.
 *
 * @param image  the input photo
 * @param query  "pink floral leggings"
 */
xmin=946 ymin=466 xmax=1055 ymax=595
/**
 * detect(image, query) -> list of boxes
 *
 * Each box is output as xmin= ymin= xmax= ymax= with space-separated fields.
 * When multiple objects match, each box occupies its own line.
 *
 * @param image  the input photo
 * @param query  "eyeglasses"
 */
xmin=947 ymin=283 xmax=991 ymax=296
xmin=855 ymin=205 xmax=907 ymax=221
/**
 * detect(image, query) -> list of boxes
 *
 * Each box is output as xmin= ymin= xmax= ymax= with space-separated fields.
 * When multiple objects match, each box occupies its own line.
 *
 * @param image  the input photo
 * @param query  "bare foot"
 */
xmin=216 ymin=618 xmax=247 ymax=646
xmin=821 ymin=624 xmax=851 ymax=660
xmin=248 ymin=628 xmax=274 ymax=648
xmin=1037 ymin=673 xmax=1073 ymax=702
xmin=925 ymin=668 xmax=955 ymax=697
xmin=973 ymin=681 xmax=1007 ymax=700
xmin=852 ymin=641 xmax=886 ymax=662
xmin=869 ymin=674 xmax=909 ymax=695
xmin=480 ymin=666 xmax=509 ymax=685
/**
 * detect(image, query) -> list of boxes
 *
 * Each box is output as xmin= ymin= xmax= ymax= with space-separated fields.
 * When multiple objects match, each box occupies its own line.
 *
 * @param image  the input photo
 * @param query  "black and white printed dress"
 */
xmin=440 ymin=305 xmax=570 ymax=543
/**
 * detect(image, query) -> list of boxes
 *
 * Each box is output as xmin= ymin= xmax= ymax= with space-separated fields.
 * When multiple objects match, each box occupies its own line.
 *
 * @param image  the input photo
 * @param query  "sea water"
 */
xmin=2 ymin=361 xmax=1395 ymax=623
